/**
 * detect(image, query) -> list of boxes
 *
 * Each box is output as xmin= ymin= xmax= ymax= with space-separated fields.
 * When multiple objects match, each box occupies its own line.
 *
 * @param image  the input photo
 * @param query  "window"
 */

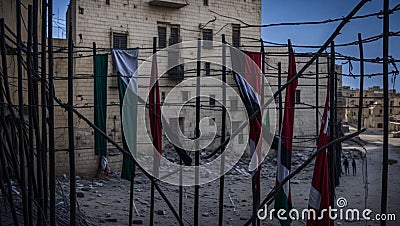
xmin=232 ymin=24 xmax=240 ymax=48
xmin=204 ymin=62 xmax=210 ymax=76
xmin=161 ymin=92 xmax=166 ymax=103
xmin=295 ymin=90 xmax=301 ymax=104
xmin=113 ymin=33 xmax=128 ymax=49
xmin=158 ymin=26 xmax=167 ymax=48
xmin=203 ymin=0 xmax=208 ymax=6
xmin=209 ymin=118 xmax=215 ymax=126
xmin=106 ymin=0 xmax=110 ymax=5
xmin=209 ymin=95 xmax=215 ymax=106
xmin=111 ymin=33 xmax=128 ymax=87
xmin=230 ymin=98 xmax=238 ymax=111
xmin=182 ymin=91 xmax=189 ymax=102
xmin=170 ymin=26 xmax=180 ymax=45
xmin=202 ymin=29 xmax=213 ymax=48
xmin=78 ymin=6 xmax=84 ymax=14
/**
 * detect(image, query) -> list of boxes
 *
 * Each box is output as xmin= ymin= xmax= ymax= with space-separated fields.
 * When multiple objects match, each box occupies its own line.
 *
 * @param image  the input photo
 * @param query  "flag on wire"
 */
xmin=148 ymin=53 xmax=162 ymax=175
xmin=231 ymin=48 xmax=263 ymax=225
xmin=112 ymin=49 xmax=139 ymax=181
xmin=274 ymin=44 xmax=297 ymax=226
xmin=307 ymin=83 xmax=330 ymax=226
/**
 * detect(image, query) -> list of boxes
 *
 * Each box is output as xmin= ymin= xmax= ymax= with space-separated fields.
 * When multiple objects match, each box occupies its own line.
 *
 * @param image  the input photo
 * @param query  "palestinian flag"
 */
xmin=112 ymin=49 xmax=139 ymax=181
xmin=307 ymin=84 xmax=330 ymax=226
xmin=148 ymin=52 xmax=162 ymax=176
xmin=274 ymin=44 xmax=297 ymax=226
xmin=231 ymin=48 xmax=263 ymax=226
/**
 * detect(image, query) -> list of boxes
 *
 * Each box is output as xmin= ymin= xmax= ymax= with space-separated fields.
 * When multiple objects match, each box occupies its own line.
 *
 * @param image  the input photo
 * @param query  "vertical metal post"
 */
xmin=278 ymin=62 xmax=282 ymax=132
xmin=39 ymin=1 xmax=49 ymax=222
xmin=16 ymin=0 xmax=29 ymax=224
xmin=27 ymin=5 xmax=34 ymax=226
xmin=258 ymin=39 xmax=266 ymax=226
xmin=315 ymin=57 xmax=319 ymax=137
xmin=328 ymin=41 xmax=336 ymax=225
xmin=48 ymin=0 xmax=56 ymax=224
xmin=32 ymin=2 xmax=42 ymax=206
xmin=380 ymin=0 xmax=389 ymax=225
xmin=357 ymin=33 xmax=364 ymax=131
xmin=218 ymin=34 xmax=227 ymax=226
xmin=68 ymin=20 xmax=77 ymax=226
xmin=194 ymin=38 xmax=201 ymax=226
xmin=149 ymin=37 xmax=157 ymax=226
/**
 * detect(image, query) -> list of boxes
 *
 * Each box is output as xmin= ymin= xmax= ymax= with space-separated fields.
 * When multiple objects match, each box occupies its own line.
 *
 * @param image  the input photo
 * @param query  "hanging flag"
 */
xmin=307 ymin=84 xmax=330 ymax=226
xmin=274 ymin=44 xmax=297 ymax=226
xmin=148 ymin=53 xmax=162 ymax=175
xmin=231 ymin=48 xmax=263 ymax=226
xmin=231 ymin=49 xmax=262 ymax=171
xmin=94 ymin=54 xmax=108 ymax=157
xmin=112 ymin=49 xmax=139 ymax=181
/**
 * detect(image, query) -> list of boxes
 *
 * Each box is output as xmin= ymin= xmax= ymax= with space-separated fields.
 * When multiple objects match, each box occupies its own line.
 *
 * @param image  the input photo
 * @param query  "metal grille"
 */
xmin=113 ymin=33 xmax=127 ymax=49
xmin=232 ymin=24 xmax=240 ymax=48
xmin=158 ymin=26 xmax=167 ymax=48
xmin=202 ymin=29 xmax=213 ymax=48
xmin=170 ymin=27 xmax=179 ymax=45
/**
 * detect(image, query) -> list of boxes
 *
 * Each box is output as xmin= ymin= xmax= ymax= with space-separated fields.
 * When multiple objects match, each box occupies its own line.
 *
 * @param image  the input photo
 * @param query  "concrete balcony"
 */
xmin=148 ymin=0 xmax=188 ymax=8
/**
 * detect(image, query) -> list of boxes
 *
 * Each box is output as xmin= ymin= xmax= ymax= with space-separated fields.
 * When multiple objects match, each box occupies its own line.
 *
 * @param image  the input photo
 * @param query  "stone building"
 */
xmin=342 ymin=85 xmax=400 ymax=130
xmin=48 ymin=0 xmax=345 ymax=176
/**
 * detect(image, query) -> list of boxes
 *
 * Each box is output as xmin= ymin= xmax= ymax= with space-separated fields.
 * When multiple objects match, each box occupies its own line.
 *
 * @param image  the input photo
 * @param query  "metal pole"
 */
xmin=32 ymin=0 xmax=42 ymax=204
xmin=258 ymin=39 xmax=266 ymax=226
xmin=149 ymin=37 xmax=157 ymax=226
xmin=129 ymin=177 xmax=135 ymax=226
xmin=194 ymin=38 xmax=201 ymax=226
xmin=329 ymin=41 xmax=336 ymax=225
xmin=380 ymin=0 xmax=389 ymax=225
xmin=27 ymin=5 xmax=34 ymax=226
xmin=278 ymin=62 xmax=282 ymax=132
xmin=41 ymin=0 xmax=49 ymax=219
xmin=16 ymin=0 xmax=29 ymax=224
xmin=357 ymin=33 xmax=364 ymax=131
xmin=218 ymin=34 xmax=227 ymax=226
xmin=68 ymin=20 xmax=77 ymax=226
xmin=48 ymin=0 xmax=56 ymax=224
xmin=315 ymin=57 xmax=319 ymax=137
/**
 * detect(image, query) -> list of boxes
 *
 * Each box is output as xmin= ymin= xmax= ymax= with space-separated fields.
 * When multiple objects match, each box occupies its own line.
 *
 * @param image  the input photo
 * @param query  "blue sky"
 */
xmin=53 ymin=0 xmax=400 ymax=91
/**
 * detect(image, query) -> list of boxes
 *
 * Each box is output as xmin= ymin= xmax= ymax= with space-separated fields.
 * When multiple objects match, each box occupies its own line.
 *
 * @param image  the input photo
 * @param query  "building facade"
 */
xmin=343 ymin=86 xmax=400 ymax=130
xmin=50 ymin=0 xmax=342 ymax=176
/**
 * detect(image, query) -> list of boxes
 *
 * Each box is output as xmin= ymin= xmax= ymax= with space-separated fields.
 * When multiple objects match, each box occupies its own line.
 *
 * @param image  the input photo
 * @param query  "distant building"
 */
xmin=343 ymin=86 xmax=400 ymax=130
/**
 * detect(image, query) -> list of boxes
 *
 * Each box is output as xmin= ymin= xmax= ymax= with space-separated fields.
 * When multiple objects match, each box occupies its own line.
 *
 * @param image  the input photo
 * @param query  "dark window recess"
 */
xmin=168 ymin=26 xmax=183 ymax=78
xmin=204 ymin=0 xmax=208 ymax=6
xmin=169 ymin=27 xmax=180 ymax=45
xmin=106 ymin=0 xmax=110 ymax=5
xmin=230 ymin=99 xmax=238 ymax=111
xmin=78 ymin=6 xmax=84 ymax=14
xmin=232 ymin=24 xmax=240 ymax=48
xmin=209 ymin=95 xmax=215 ymax=106
xmin=158 ymin=26 xmax=167 ymax=48
xmin=204 ymin=62 xmax=211 ymax=76
xmin=209 ymin=118 xmax=215 ymax=126
xmin=295 ymin=90 xmax=301 ymax=104
xmin=202 ymin=29 xmax=213 ymax=48
xmin=161 ymin=92 xmax=166 ymax=103
xmin=113 ymin=33 xmax=128 ymax=49
xmin=112 ymin=33 xmax=128 ymax=87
